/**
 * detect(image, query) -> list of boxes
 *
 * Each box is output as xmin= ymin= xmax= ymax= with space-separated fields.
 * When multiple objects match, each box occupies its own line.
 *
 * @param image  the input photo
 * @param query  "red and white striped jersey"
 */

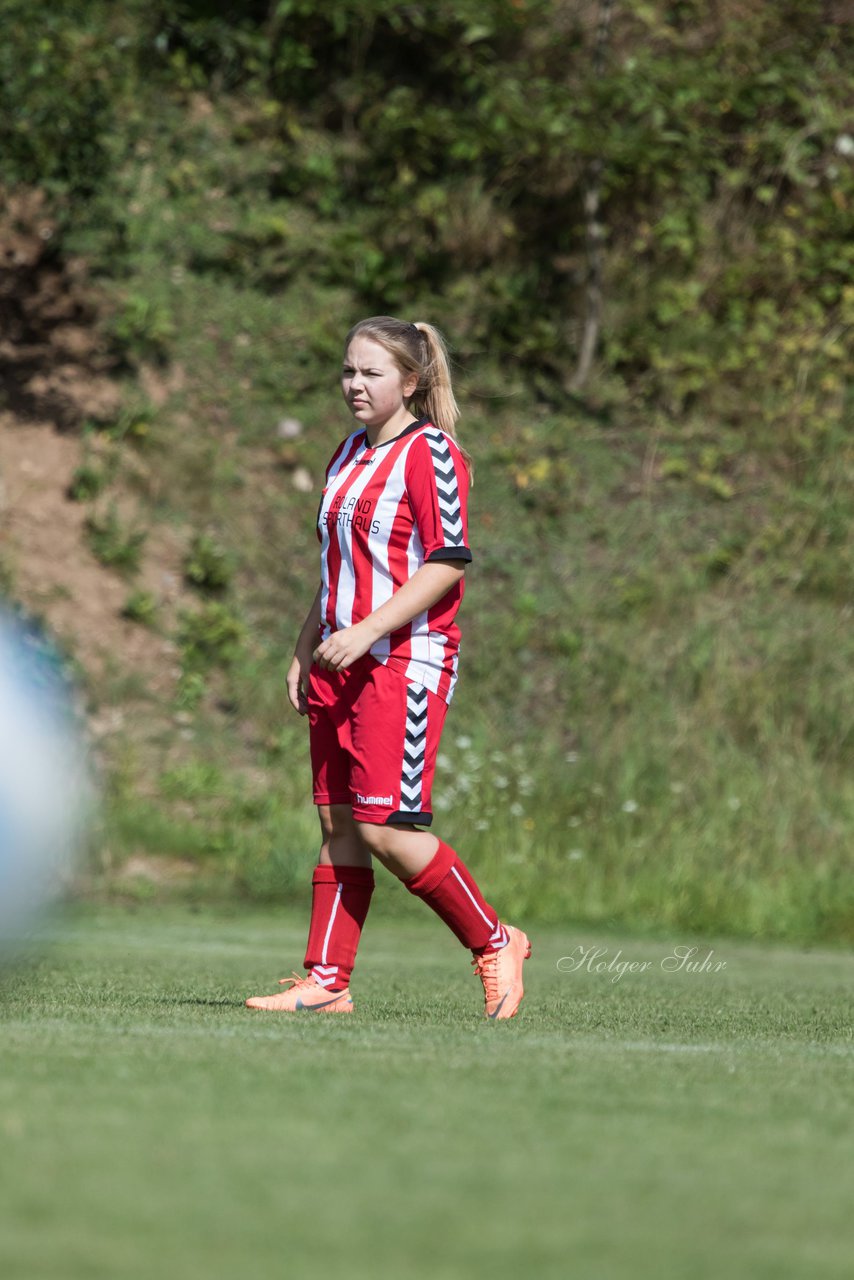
xmin=317 ymin=416 xmax=472 ymax=703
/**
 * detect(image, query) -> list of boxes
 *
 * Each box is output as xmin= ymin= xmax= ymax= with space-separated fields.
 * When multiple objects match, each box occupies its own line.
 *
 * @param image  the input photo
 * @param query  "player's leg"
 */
xmin=246 ymin=668 xmax=373 ymax=1013
xmin=318 ymin=801 xmax=370 ymax=866
xmin=357 ymin=820 xmax=530 ymax=1020
xmin=302 ymin=802 xmax=374 ymax=994
xmin=358 ymin=820 xmax=509 ymax=949
xmin=349 ymin=664 xmax=530 ymax=1018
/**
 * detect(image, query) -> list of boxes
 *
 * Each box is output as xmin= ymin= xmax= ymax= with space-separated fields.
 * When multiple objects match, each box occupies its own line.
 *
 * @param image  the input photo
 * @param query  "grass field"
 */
xmin=1 ymin=905 xmax=852 ymax=1280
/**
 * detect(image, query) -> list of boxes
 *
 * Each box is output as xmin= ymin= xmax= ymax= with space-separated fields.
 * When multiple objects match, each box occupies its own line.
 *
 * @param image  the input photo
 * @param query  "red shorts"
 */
xmin=307 ymin=656 xmax=447 ymax=826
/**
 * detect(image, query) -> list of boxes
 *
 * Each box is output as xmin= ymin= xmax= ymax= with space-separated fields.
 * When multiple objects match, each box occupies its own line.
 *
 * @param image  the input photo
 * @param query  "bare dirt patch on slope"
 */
xmin=0 ymin=414 xmax=185 ymax=699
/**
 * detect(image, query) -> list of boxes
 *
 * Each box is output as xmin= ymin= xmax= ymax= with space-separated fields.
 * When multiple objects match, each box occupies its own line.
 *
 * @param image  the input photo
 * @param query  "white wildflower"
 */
xmin=622 ymin=799 xmax=638 ymax=814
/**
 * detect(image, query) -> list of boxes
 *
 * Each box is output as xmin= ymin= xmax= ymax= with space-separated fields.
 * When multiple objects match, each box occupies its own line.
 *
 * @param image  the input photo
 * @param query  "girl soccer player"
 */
xmin=246 ymin=316 xmax=530 ymax=1018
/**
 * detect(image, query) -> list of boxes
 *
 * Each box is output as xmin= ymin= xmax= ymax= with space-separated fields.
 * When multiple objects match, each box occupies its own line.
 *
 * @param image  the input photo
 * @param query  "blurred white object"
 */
xmin=0 ymin=608 xmax=92 ymax=951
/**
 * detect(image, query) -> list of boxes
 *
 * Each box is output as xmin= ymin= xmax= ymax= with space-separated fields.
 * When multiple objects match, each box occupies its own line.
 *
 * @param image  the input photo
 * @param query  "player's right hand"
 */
xmin=286 ymin=653 xmax=310 ymax=716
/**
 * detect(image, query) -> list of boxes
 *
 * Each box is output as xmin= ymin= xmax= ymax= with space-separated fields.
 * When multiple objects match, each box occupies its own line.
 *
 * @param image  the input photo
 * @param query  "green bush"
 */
xmin=121 ymin=589 xmax=158 ymax=626
xmin=184 ymin=533 xmax=235 ymax=595
xmin=104 ymin=408 xmax=158 ymax=449
xmin=85 ymin=507 xmax=147 ymax=575
xmin=108 ymin=295 xmax=176 ymax=366
xmin=175 ymin=670 xmax=207 ymax=711
xmin=178 ymin=602 xmax=245 ymax=670
xmin=129 ymin=0 xmax=853 ymax=433
xmin=0 ymin=2 xmax=124 ymax=201
xmin=67 ymin=461 xmax=108 ymax=503
xmin=8 ymin=0 xmax=853 ymax=434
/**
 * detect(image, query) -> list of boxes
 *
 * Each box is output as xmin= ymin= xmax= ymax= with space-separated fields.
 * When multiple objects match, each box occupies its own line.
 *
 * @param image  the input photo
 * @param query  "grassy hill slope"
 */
xmin=1 ymin=3 xmax=851 ymax=941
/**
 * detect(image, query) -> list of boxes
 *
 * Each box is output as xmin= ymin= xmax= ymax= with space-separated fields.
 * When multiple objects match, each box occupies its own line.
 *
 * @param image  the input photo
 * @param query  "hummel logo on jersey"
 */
xmin=356 ymin=793 xmax=394 ymax=806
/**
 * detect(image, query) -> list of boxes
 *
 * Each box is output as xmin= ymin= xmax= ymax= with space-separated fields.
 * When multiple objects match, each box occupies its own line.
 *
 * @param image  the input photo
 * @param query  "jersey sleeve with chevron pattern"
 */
xmin=403 ymin=429 xmax=472 ymax=564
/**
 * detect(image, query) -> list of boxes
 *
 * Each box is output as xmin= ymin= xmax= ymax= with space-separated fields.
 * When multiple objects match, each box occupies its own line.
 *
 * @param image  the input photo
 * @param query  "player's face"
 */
xmin=342 ymin=336 xmax=418 ymax=433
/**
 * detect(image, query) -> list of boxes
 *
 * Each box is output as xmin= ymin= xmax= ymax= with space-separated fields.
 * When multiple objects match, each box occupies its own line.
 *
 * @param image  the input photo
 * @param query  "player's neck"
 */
xmin=364 ymin=406 xmax=418 ymax=448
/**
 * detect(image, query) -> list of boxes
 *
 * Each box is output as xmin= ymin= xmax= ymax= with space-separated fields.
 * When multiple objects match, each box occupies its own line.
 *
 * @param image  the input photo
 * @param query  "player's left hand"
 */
xmin=313 ymin=624 xmax=374 ymax=673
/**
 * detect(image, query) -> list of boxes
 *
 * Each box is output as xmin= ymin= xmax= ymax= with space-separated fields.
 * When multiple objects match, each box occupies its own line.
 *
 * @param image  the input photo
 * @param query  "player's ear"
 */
xmin=402 ymin=371 xmax=418 ymax=399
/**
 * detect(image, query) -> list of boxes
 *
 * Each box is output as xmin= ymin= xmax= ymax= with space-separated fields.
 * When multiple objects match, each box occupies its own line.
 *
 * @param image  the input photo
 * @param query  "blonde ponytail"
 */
xmin=411 ymin=322 xmax=473 ymax=480
xmin=410 ymin=322 xmax=458 ymax=436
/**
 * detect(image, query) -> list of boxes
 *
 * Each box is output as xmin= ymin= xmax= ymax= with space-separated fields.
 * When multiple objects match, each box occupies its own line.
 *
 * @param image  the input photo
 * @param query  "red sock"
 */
xmin=304 ymin=864 xmax=374 ymax=990
xmin=405 ymin=840 xmax=508 ymax=954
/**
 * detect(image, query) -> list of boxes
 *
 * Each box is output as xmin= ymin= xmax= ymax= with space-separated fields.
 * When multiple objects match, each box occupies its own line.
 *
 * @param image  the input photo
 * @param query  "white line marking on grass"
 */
xmin=46 ymin=931 xmax=285 ymax=956
xmin=620 ymin=1041 xmax=724 ymax=1054
xmin=578 ymin=1038 xmax=853 ymax=1060
xmin=1 ymin=1020 xmax=850 ymax=1059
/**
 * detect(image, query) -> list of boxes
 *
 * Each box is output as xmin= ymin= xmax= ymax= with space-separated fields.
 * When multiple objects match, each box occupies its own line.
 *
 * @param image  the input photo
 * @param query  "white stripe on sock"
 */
xmin=320 ymin=884 xmax=343 ymax=964
xmin=450 ymin=865 xmax=497 ymax=933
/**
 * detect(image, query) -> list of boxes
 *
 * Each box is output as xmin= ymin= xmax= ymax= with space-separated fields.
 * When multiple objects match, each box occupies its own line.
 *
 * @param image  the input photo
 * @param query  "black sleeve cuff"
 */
xmin=385 ymin=809 xmax=433 ymax=827
xmin=426 ymin=546 xmax=472 ymax=564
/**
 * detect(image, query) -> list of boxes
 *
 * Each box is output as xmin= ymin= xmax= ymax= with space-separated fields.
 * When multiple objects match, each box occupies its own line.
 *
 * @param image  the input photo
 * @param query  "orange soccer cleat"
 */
xmin=472 ymin=925 xmax=531 ymax=1019
xmin=245 ymin=973 xmax=354 ymax=1013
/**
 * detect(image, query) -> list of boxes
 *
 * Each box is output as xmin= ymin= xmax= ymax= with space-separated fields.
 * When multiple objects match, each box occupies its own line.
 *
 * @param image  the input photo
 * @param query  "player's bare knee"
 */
xmin=318 ymin=804 xmax=354 ymax=842
xmin=355 ymin=821 xmax=398 ymax=858
xmin=317 ymin=805 xmax=333 ymax=842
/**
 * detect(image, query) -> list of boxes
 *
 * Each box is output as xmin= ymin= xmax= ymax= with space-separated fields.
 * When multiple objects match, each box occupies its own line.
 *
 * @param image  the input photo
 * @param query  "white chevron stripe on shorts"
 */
xmin=399 ymin=685 xmax=428 ymax=811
